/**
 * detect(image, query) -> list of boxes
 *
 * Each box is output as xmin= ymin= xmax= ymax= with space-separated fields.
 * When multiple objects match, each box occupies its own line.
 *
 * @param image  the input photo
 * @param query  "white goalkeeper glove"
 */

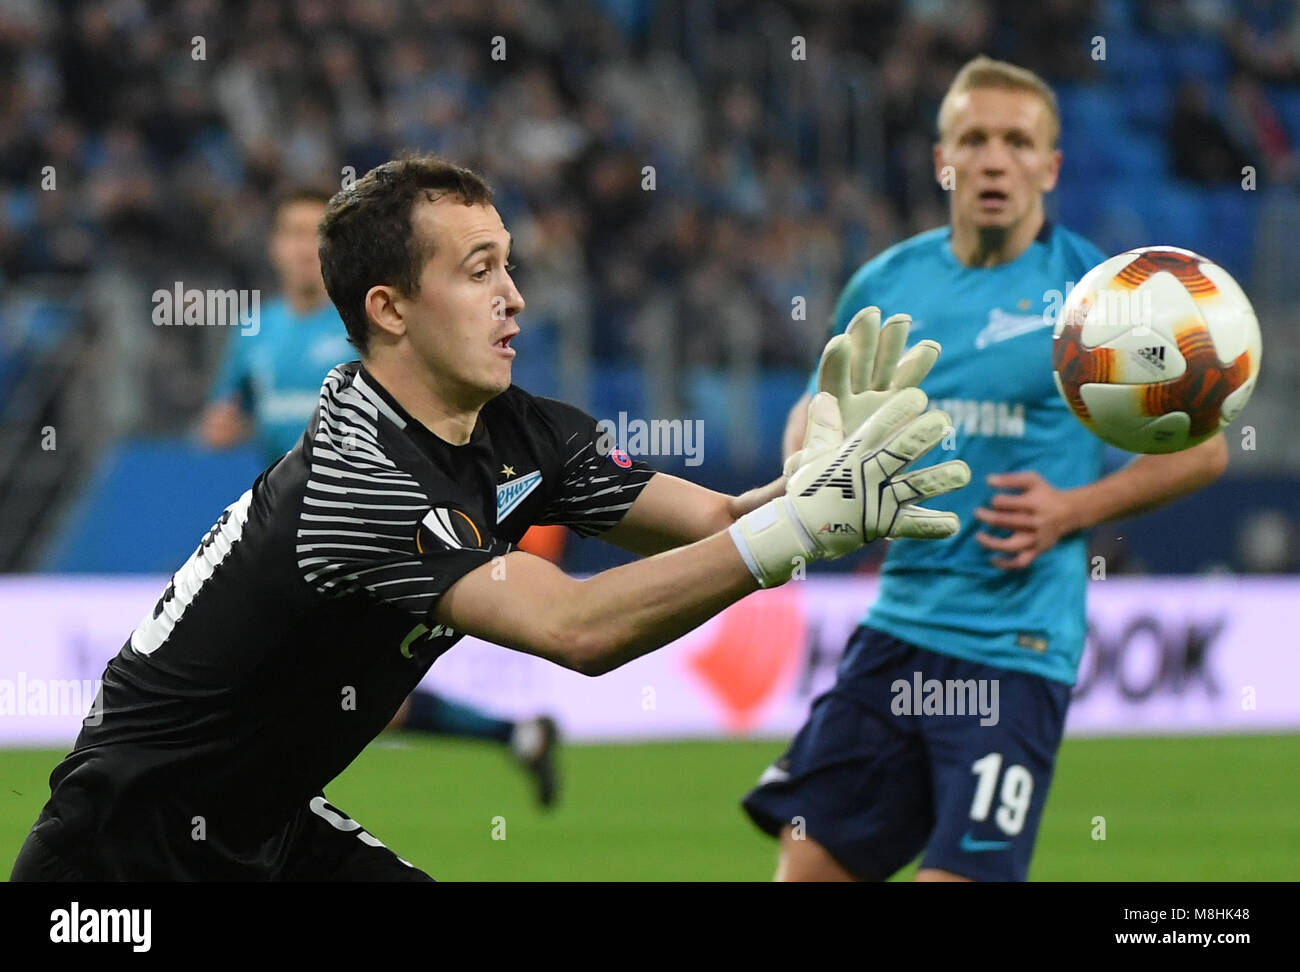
xmin=730 ymin=388 xmax=970 ymax=588
xmin=785 ymin=306 xmax=942 ymax=477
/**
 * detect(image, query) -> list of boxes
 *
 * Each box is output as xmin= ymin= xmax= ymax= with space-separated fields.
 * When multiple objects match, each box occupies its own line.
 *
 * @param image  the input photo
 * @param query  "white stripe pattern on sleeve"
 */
xmin=296 ymin=367 xmax=435 ymax=610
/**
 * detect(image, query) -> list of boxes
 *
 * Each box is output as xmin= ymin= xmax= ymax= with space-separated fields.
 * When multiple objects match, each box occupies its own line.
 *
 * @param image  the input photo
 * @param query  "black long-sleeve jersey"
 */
xmin=29 ymin=362 xmax=654 ymax=878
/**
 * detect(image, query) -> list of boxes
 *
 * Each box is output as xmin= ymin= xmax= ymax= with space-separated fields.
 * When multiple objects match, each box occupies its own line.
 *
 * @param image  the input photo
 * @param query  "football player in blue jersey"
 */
xmin=199 ymin=188 xmax=564 ymax=807
xmin=743 ymin=56 xmax=1229 ymax=881
xmin=199 ymin=187 xmax=355 ymax=459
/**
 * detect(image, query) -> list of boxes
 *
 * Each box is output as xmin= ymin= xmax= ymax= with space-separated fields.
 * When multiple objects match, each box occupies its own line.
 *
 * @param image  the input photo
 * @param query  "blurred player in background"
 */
xmin=199 ymin=187 xmax=563 ymax=807
xmin=743 ymin=56 xmax=1229 ymax=882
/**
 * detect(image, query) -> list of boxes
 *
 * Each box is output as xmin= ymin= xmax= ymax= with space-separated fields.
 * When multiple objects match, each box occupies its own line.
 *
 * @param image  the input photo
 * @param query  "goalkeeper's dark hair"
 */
xmin=319 ymin=155 xmax=494 ymax=354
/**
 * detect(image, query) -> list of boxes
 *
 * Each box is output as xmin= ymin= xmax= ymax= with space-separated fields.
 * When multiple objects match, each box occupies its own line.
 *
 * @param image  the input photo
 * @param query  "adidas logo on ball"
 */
xmin=1137 ymin=345 xmax=1166 ymax=368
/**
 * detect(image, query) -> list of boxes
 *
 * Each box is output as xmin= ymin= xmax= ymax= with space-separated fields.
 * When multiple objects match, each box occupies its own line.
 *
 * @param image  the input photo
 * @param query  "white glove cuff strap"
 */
xmin=728 ymin=497 xmax=817 ymax=589
xmin=728 ymin=520 xmax=767 ymax=586
xmin=780 ymin=495 xmax=817 ymax=551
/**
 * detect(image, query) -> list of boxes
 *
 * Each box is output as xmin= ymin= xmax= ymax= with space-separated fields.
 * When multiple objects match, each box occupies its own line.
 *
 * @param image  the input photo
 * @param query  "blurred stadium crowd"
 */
xmin=1 ymin=0 xmax=1299 ymax=572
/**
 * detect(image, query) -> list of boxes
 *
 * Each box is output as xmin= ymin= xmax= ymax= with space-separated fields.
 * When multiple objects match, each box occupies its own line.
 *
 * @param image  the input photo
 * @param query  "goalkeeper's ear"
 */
xmin=782 ymin=391 xmax=842 ymax=478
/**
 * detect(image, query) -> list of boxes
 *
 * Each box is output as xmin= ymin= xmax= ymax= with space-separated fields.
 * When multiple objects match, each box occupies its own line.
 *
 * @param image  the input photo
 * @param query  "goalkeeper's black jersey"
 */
xmin=32 ymin=362 xmax=653 ymax=877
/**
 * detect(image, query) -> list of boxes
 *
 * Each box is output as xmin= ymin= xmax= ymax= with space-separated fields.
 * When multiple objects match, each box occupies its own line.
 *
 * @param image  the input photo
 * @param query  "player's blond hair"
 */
xmin=937 ymin=55 xmax=1061 ymax=148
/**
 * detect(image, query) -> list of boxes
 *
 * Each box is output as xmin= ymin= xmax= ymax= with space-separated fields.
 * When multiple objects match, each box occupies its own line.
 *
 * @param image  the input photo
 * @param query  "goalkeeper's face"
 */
xmin=399 ymin=198 xmax=525 ymax=402
xmin=935 ymin=87 xmax=1062 ymax=233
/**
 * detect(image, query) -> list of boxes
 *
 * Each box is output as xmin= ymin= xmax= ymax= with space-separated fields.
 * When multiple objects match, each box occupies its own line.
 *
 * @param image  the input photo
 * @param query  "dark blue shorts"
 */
xmin=742 ymin=626 xmax=1072 ymax=881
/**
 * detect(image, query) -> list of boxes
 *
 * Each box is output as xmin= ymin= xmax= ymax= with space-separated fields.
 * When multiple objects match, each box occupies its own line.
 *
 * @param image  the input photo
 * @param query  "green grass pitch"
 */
xmin=2 ymin=734 xmax=1297 ymax=880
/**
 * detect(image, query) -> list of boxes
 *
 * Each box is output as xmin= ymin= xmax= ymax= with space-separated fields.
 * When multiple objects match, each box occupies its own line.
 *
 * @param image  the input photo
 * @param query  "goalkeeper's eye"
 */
xmin=505 ymin=261 xmax=518 ymax=274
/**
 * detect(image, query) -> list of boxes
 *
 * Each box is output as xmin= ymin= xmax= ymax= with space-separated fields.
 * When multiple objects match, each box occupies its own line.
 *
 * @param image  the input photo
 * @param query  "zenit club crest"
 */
xmin=496 ymin=469 xmax=542 ymax=523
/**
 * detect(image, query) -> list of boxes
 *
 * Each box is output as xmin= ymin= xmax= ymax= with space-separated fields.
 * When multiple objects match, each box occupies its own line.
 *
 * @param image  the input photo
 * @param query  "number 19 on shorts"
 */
xmin=969 ymin=753 xmax=1034 ymax=836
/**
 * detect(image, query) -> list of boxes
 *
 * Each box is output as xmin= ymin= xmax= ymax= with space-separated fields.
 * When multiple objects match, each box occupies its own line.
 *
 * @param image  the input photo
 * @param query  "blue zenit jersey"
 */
xmin=810 ymin=222 xmax=1109 ymax=684
xmin=210 ymin=298 xmax=355 ymax=461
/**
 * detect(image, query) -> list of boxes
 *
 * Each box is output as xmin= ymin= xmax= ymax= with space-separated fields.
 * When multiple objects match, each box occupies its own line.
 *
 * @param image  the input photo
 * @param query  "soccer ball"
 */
xmin=1051 ymin=246 xmax=1261 ymax=454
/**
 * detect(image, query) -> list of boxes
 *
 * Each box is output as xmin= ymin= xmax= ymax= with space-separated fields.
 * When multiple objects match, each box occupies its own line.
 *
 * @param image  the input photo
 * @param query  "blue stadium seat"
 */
xmin=1133 ymin=183 xmax=1209 ymax=254
xmin=1096 ymin=0 xmax=1138 ymax=32
xmin=1052 ymin=185 xmax=1099 ymax=240
xmin=588 ymin=361 xmax=648 ymax=422
xmin=757 ymin=368 xmax=808 ymax=464
xmin=2 ymin=187 xmax=36 ymax=231
xmin=1059 ymin=92 xmax=1163 ymax=182
xmin=1109 ymin=133 xmax=1168 ymax=178
xmin=1100 ymin=33 xmax=1175 ymax=129
xmin=682 ymin=367 xmax=732 ymax=467
xmin=1059 ymin=130 xmax=1105 ymax=181
xmin=508 ymin=319 xmax=560 ymax=399
xmin=1203 ymin=186 xmax=1259 ymax=284
xmin=1088 ymin=201 xmax=1155 ymax=257
xmin=3 ymin=294 xmax=80 ymax=354
xmin=1265 ymin=86 xmax=1300 ymax=146
xmin=0 ymin=347 xmax=25 ymax=411
xmin=1056 ymin=86 xmax=1126 ymax=137
xmin=679 ymin=367 xmax=813 ymax=473
xmin=1103 ymin=33 xmax=1171 ymax=86
xmin=1170 ymin=37 xmax=1230 ymax=85
xmin=1122 ymin=81 xmax=1173 ymax=130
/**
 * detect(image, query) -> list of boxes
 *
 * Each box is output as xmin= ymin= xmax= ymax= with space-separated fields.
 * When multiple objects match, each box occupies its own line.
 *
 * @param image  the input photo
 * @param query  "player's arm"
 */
xmin=437 ymin=534 xmax=757 ymax=676
xmin=199 ymin=399 xmax=254 ymax=449
xmin=598 ymin=473 xmax=786 ymax=556
xmin=198 ymin=327 xmax=257 ymax=449
xmin=438 ymin=390 xmax=967 ymax=676
xmin=974 ymin=432 xmax=1229 ymax=569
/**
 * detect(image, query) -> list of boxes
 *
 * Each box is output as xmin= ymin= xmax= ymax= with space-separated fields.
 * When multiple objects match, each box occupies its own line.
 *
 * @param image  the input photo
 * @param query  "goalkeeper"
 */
xmin=11 ymin=156 xmax=966 ymax=881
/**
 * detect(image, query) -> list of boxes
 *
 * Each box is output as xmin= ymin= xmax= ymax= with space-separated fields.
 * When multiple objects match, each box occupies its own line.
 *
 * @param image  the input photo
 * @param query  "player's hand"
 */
xmin=789 ymin=390 xmax=968 ymax=554
xmin=199 ymin=401 xmax=253 ymax=449
xmin=786 ymin=306 xmax=941 ymax=477
xmin=974 ymin=471 xmax=1081 ymax=570
xmin=731 ymin=389 xmax=970 ymax=586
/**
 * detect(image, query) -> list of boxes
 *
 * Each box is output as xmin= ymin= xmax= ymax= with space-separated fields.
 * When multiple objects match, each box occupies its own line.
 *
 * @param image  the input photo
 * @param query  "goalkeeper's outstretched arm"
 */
xmin=436 ymin=389 xmax=967 ymax=677
xmin=437 ymin=532 xmax=759 ymax=677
